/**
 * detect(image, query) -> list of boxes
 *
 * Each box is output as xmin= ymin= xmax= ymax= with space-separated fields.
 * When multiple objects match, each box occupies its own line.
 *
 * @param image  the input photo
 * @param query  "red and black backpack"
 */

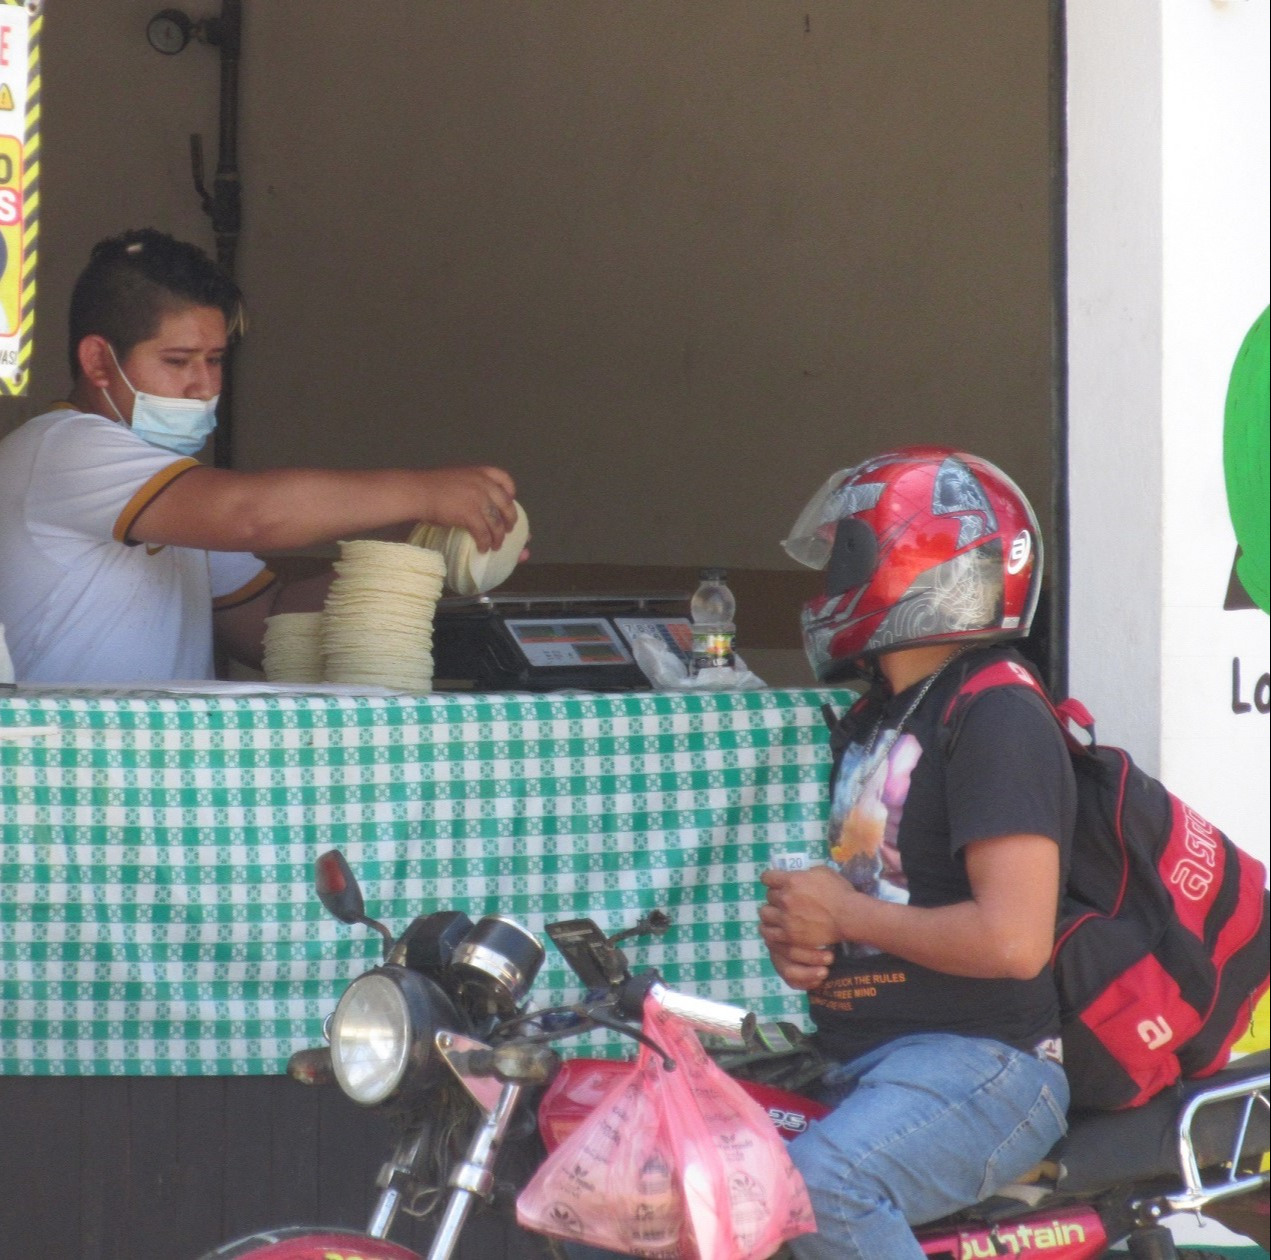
xmin=943 ymin=655 xmax=1270 ymax=1111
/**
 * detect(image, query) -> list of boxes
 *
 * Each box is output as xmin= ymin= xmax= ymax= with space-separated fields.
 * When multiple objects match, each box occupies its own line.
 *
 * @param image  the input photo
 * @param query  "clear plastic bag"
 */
xmin=516 ymin=998 xmax=816 ymax=1258
xmin=630 ymin=634 xmax=766 ymax=692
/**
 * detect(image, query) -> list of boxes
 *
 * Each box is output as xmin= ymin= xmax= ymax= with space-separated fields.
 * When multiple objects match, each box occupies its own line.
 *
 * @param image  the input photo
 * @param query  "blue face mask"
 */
xmin=104 ymin=346 xmax=219 ymax=457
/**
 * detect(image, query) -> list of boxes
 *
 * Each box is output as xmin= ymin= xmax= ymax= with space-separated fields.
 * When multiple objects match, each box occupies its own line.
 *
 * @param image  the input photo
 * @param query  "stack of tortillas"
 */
xmin=407 ymin=501 xmax=529 ymax=595
xmin=320 ymin=539 xmax=446 ymax=691
xmin=262 ymin=611 xmax=325 ymax=683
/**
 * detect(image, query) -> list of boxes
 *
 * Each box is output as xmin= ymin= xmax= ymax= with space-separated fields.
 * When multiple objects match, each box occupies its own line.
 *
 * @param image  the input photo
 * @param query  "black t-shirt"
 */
xmin=808 ymin=647 xmax=1077 ymax=1064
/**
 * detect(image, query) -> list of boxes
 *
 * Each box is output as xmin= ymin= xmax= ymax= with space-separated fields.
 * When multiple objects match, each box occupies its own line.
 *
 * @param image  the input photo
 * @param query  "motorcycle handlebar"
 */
xmin=646 ymin=980 xmax=757 ymax=1045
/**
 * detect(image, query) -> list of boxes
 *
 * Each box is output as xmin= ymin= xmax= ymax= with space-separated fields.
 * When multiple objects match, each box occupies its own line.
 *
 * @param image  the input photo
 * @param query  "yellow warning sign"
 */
xmin=0 ymin=135 xmax=21 ymax=337
xmin=0 ymin=0 xmax=38 ymax=393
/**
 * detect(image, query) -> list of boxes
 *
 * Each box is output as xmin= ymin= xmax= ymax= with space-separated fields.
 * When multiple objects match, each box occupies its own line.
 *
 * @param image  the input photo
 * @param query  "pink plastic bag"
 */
xmin=516 ymin=996 xmax=816 ymax=1258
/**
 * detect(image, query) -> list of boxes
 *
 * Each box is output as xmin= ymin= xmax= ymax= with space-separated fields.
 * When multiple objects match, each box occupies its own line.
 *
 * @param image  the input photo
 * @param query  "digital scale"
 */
xmin=431 ymin=593 xmax=694 ymax=692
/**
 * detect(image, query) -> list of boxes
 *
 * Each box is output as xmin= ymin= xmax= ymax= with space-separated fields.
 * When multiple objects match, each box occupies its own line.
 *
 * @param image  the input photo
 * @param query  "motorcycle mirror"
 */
xmin=546 ymin=918 xmax=629 ymax=989
xmin=315 ymin=850 xmax=396 ymax=957
xmin=607 ymin=908 xmax=672 ymax=946
xmin=315 ymin=850 xmax=366 ymax=924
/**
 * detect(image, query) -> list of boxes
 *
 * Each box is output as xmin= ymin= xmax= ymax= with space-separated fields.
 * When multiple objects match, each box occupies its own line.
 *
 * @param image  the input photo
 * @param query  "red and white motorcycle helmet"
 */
xmin=782 ymin=446 xmax=1043 ymax=682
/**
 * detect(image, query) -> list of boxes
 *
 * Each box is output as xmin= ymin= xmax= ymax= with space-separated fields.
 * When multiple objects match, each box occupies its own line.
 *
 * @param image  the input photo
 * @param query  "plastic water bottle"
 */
xmin=689 ymin=568 xmax=736 ymax=674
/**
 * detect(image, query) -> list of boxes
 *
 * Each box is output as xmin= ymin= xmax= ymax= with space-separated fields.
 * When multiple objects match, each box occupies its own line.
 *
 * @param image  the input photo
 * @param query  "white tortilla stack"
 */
xmin=321 ymin=539 xmax=446 ymax=691
xmin=262 ymin=611 xmax=325 ymax=684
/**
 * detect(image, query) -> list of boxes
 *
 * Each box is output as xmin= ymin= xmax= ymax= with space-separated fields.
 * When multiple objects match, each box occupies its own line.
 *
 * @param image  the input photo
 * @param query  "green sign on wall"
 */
xmin=1224 ymin=305 xmax=1271 ymax=616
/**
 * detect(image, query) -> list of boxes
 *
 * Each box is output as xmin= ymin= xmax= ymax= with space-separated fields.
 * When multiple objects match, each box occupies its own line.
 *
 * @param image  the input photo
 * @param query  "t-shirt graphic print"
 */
xmin=827 ymin=730 xmax=922 ymax=955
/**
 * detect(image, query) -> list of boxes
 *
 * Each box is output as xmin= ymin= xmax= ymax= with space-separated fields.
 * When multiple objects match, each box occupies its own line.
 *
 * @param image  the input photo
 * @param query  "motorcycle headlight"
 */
xmin=328 ymin=965 xmax=457 ymax=1106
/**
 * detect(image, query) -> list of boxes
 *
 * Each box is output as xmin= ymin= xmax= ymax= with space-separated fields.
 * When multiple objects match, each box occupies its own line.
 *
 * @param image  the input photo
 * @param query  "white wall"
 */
xmin=1068 ymin=0 xmax=1269 ymax=855
xmin=1066 ymin=1 xmax=1164 ymax=771
xmin=1159 ymin=1 xmax=1270 ymax=861
xmin=1069 ymin=21 xmax=1270 ymax=1247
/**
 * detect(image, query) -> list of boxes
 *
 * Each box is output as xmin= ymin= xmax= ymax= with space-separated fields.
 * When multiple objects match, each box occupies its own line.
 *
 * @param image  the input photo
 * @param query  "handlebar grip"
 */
xmin=648 ymin=982 xmax=757 ymax=1044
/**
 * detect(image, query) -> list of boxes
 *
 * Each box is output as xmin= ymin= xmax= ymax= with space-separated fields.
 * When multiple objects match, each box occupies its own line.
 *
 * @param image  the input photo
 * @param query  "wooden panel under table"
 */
xmin=0 ymin=1074 xmax=547 ymax=1258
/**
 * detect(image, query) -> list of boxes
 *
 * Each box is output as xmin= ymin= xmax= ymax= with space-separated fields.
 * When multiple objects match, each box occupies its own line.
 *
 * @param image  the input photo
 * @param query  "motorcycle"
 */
xmin=200 ymin=851 xmax=1270 ymax=1260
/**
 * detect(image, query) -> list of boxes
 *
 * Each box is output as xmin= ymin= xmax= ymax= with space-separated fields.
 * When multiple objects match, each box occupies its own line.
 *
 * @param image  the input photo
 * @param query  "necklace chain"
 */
xmin=865 ymin=646 xmax=972 ymax=754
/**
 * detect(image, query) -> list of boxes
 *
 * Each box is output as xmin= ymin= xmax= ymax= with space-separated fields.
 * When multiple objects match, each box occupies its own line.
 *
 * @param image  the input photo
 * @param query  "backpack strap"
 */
xmin=822 ymin=690 xmax=885 ymax=761
xmin=940 ymin=655 xmax=1097 ymax=756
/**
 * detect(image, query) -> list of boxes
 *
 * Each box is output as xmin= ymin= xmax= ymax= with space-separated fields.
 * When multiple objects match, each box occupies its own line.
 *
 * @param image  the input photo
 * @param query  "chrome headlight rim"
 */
xmin=328 ymin=965 xmax=456 ymax=1107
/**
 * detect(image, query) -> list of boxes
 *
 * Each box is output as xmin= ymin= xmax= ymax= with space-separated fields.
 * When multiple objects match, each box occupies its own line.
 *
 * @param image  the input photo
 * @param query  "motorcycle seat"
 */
xmin=1048 ymin=1050 xmax=1270 ymax=1197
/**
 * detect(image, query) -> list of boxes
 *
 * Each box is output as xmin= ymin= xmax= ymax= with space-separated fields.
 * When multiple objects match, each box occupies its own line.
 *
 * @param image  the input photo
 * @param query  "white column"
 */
xmin=1067 ymin=0 xmax=1270 ymax=859
xmin=1065 ymin=0 xmax=1164 ymax=772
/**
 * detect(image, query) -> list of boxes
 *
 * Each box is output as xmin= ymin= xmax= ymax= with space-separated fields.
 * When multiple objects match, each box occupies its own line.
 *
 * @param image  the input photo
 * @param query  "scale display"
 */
xmin=504 ymin=618 xmax=633 ymax=669
xmin=614 ymin=616 xmax=693 ymax=663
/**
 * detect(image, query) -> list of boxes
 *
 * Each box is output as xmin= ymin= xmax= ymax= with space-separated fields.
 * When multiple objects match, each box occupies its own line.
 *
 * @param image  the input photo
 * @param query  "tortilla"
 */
xmin=406 ymin=501 xmax=529 ymax=595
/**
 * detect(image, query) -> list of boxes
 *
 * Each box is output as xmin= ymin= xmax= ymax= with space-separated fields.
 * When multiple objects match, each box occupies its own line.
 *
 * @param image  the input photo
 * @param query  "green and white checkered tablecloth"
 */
xmin=1 ymin=686 xmax=850 ymax=1075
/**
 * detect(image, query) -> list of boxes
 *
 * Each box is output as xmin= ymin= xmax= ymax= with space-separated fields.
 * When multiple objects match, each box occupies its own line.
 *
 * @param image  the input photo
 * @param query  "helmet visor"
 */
xmin=781 ymin=470 xmax=884 ymax=570
xmin=825 ymin=517 xmax=878 ymax=597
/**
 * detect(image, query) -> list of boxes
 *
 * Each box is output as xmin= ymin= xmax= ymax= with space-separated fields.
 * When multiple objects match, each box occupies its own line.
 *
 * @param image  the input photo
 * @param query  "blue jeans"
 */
xmin=786 ymin=1032 xmax=1070 ymax=1260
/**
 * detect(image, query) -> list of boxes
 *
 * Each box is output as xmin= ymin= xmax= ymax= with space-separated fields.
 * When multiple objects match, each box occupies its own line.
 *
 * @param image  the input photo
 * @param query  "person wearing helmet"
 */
xmin=759 ymin=447 xmax=1075 ymax=1260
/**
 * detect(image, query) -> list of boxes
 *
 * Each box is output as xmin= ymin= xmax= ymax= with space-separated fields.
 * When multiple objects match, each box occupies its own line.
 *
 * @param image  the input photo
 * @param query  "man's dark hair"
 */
xmin=67 ymin=228 xmax=245 ymax=378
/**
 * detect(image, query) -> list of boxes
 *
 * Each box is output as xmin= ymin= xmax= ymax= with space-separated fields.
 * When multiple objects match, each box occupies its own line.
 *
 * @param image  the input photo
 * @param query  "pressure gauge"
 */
xmin=147 ymin=9 xmax=193 ymax=55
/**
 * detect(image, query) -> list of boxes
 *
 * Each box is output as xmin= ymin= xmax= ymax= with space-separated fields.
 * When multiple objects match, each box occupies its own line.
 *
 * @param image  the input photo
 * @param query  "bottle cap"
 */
xmin=699 ymin=567 xmax=727 ymax=582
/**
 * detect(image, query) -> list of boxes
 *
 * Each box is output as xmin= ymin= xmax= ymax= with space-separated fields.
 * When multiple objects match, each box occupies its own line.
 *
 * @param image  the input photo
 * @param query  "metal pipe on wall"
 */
xmin=151 ymin=1 xmax=243 ymax=467
xmin=1047 ymin=0 xmax=1069 ymax=700
xmin=205 ymin=0 xmax=242 ymax=469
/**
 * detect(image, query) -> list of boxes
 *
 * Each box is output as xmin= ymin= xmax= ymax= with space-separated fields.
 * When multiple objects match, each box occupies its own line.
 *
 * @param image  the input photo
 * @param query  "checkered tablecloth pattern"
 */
xmin=0 ymin=687 xmax=849 ymax=1075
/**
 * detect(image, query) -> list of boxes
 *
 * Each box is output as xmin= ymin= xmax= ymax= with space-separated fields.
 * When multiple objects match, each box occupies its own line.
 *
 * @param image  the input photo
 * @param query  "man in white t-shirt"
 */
xmin=0 ymin=228 xmax=523 ymax=684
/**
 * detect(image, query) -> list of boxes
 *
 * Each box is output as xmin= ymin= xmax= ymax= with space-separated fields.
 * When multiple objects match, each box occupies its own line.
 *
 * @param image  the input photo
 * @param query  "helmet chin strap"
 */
xmin=855 ymin=656 xmax=885 ymax=687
